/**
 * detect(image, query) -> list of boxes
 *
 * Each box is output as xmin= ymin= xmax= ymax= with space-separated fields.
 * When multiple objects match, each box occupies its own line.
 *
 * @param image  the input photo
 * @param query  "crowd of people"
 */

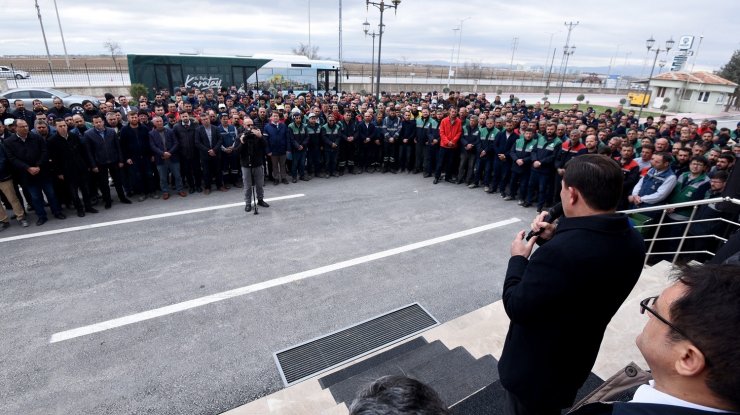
xmin=0 ymin=86 xmax=738 ymax=232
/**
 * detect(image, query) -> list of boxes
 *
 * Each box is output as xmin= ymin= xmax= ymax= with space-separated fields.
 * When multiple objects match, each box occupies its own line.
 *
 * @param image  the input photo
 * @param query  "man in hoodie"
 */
xmin=434 ymin=107 xmax=462 ymax=184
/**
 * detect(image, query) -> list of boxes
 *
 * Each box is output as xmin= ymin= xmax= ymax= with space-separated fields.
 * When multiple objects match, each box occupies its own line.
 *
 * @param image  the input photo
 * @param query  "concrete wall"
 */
xmin=55 ymin=85 xmax=131 ymax=98
xmin=341 ymin=81 xmax=609 ymax=96
xmin=649 ymin=80 xmax=735 ymax=115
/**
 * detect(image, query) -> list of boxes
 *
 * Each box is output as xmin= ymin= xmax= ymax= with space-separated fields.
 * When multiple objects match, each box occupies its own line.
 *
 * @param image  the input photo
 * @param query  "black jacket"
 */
xmin=571 ymin=402 xmax=736 ymax=415
xmin=119 ymin=124 xmax=151 ymax=161
xmin=195 ymin=125 xmax=223 ymax=156
xmin=3 ymin=132 xmax=49 ymax=180
xmin=172 ymin=121 xmax=198 ymax=159
xmin=47 ymin=132 xmax=90 ymax=177
xmin=499 ymin=214 xmax=645 ymax=410
xmin=84 ymin=128 xmax=123 ymax=167
xmin=235 ymin=131 xmax=267 ymax=168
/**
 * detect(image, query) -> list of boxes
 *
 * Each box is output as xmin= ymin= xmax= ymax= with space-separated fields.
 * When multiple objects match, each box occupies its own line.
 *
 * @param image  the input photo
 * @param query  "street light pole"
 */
xmin=637 ymin=37 xmax=674 ymax=126
xmin=556 ymin=45 xmax=576 ymax=103
xmin=52 ymin=0 xmax=70 ymax=69
xmin=447 ymin=27 xmax=459 ymax=90
xmin=34 ymin=0 xmax=54 ymax=70
xmin=363 ymin=20 xmax=380 ymax=97
xmin=366 ymin=0 xmax=401 ymax=99
xmin=454 ymin=17 xmax=470 ymax=84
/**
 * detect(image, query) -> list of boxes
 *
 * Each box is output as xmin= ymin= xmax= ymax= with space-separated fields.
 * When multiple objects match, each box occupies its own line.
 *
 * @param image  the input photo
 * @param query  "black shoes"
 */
xmin=54 ymin=213 xmax=66 ymax=220
xmin=104 ymin=201 xmax=112 ymax=209
xmin=85 ymin=207 xmax=99 ymax=214
xmin=0 ymin=222 xmax=9 ymax=232
xmin=36 ymin=217 xmax=48 ymax=226
xmin=245 ymin=204 xmax=252 ymax=212
xmin=120 ymin=198 xmax=132 ymax=204
xmin=433 ymin=177 xmax=440 ymax=184
xmin=77 ymin=210 xmax=85 ymax=218
xmin=257 ymin=200 xmax=270 ymax=208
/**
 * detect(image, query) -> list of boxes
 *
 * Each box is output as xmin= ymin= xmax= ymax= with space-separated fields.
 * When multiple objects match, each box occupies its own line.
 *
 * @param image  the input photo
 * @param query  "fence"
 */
xmin=1 ymin=61 xmax=130 ymax=88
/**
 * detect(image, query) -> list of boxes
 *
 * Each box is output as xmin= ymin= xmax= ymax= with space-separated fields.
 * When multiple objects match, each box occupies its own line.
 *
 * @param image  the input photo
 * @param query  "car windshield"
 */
xmin=46 ymin=89 xmax=70 ymax=98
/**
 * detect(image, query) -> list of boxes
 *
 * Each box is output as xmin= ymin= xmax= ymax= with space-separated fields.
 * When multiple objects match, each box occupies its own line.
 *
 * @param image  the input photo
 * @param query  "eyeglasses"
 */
xmin=640 ymin=296 xmax=709 ymax=364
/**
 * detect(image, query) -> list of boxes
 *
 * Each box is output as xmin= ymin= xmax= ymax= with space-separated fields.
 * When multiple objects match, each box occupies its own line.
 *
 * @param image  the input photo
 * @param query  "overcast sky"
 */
xmin=3 ymin=0 xmax=738 ymax=73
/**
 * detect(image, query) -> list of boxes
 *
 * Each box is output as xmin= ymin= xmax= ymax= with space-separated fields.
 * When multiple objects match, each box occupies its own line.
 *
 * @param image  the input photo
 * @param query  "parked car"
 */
xmin=0 ymin=66 xmax=30 ymax=79
xmin=0 ymin=88 xmax=99 ymax=111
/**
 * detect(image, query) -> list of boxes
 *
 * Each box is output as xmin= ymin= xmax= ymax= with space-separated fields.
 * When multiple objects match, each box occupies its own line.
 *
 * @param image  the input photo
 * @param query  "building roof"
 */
xmin=652 ymin=71 xmax=737 ymax=87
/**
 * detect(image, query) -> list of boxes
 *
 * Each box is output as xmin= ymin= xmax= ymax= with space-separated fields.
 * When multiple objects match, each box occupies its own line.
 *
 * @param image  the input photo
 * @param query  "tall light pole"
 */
xmin=366 ymin=0 xmax=402 ymax=99
xmin=34 ymin=0 xmax=54 ymax=69
xmin=338 ymin=0 xmax=342 ymax=91
xmin=52 ymin=0 xmax=70 ymax=69
xmin=556 ymin=45 xmax=576 ymax=103
xmin=542 ymin=31 xmax=558 ymax=80
xmin=447 ymin=27 xmax=459 ymax=90
xmin=454 ymin=16 xmax=470 ymax=84
xmin=510 ymin=37 xmax=519 ymax=80
xmin=557 ymin=21 xmax=579 ymax=82
xmin=363 ymin=20 xmax=380 ymax=97
xmin=637 ymin=36 xmax=675 ymax=124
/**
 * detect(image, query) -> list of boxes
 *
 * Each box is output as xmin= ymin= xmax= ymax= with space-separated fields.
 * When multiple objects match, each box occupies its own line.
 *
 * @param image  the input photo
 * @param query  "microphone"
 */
xmin=526 ymin=203 xmax=564 ymax=241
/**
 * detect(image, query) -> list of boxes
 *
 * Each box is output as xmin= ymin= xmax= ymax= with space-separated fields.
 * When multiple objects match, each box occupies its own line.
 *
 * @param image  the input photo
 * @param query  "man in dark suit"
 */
xmin=173 ymin=111 xmax=201 ymax=193
xmin=84 ymin=115 xmax=132 ymax=209
xmin=3 ymin=119 xmax=64 ymax=225
xmin=48 ymin=118 xmax=97 ymax=217
xmin=500 ymin=154 xmax=645 ymax=415
xmin=195 ymin=112 xmax=223 ymax=194
xmin=149 ymin=116 xmax=185 ymax=199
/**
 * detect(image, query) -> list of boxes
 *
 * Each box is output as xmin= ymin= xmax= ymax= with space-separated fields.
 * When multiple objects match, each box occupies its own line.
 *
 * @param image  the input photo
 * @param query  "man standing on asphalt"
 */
xmin=500 ymin=154 xmax=645 ymax=415
xmin=48 ymin=119 xmax=98 ymax=217
xmin=0 ymin=138 xmax=28 ymax=230
xmin=149 ymin=116 xmax=186 ymax=200
xmin=85 ymin=115 xmax=132 ymax=209
xmin=173 ymin=111 xmax=201 ymax=194
xmin=195 ymin=112 xmax=223 ymax=194
xmin=434 ymin=107 xmax=462 ymax=184
xmin=236 ymin=119 xmax=269 ymax=212
xmin=4 ymin=119 xmax=65 ymax=225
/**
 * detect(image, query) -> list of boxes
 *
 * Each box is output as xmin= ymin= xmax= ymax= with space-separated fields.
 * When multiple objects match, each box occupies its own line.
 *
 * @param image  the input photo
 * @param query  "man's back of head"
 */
xmin=349 ymin=375 xmax=450 ymax=415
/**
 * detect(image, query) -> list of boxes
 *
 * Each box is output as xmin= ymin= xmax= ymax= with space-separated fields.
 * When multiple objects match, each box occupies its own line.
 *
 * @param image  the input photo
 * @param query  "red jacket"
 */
xmin=439 ymin=116 xmax=462 ymax=148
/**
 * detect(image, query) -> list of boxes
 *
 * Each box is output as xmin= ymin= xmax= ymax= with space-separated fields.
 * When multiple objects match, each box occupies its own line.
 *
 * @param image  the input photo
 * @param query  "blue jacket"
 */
xmin=148 ymin=127 xmax=179 ymax=165
xmin=356 ymin=121 xmax=377 ymax=143
xmin=264 ymin=122 xmax=289 ymax=155
xmin=493 ymin=130 xmax=519 ymax=161
xmin=84 ymin=127 xmax=122 ymax=167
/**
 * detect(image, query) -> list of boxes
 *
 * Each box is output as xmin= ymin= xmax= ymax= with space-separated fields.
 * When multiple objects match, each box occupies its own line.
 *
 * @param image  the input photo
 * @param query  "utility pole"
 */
xmin=308 ymin=0 xmax=312 ymax=52
xmin=543 ymin=32 xmax=557 ymax=80
xmin=34 ymin=0 xmax=54 ymax=69
xmin=510 ymin=37 xmax=519 ymax=80
xmin=557 ymin=21 xmax=579 ymax=102
xmin=447 ymin=27 xmax=459 ymax=90
xmin=52 ymin=0 xmax=70 ymax=69
xmin=605 ymin=44 xmax=620 ymax=90
xmin=454 ymin=17 xmax=470 ymax=84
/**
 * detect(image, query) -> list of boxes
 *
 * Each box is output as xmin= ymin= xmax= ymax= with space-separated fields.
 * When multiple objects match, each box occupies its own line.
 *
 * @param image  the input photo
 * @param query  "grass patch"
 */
xmin=549 ymin=103 xmax=662 ymax=118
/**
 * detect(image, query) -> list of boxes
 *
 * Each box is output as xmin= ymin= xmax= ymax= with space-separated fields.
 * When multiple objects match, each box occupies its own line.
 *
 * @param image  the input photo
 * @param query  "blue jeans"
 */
xmin=156 ymin=160 xmax=183 ymax=193
xmin=291 ymin=150 xmax=307 ymax=178
xmin=23 ymin=175 xmax=62 ymax=220
xmin=527 ymin=170 xmax=553 ymax=209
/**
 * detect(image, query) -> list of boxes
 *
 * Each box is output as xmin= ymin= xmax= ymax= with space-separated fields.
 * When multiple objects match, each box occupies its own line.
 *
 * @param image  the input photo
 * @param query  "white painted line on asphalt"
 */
xmin=0 ymin=194 xmax=305 ymax=244
xmin=49 ymin=217 xmax=520 ymax=343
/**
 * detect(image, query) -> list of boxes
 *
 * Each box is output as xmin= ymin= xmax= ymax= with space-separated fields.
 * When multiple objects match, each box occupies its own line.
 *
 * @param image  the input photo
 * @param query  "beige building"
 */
xmin=648 ymin=71 xmax=737 ymax=115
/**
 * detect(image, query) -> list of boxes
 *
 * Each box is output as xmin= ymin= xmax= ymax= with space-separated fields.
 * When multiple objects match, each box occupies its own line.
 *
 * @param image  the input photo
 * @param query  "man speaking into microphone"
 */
xmin=499 ymin=154 xmax=645 ymax=415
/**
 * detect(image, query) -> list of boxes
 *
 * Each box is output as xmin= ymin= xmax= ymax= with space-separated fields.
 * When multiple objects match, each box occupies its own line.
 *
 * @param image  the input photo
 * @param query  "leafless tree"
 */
xmin=292 ymin=43 xmax=320 ymax=60
xmin=103 ymin=40 xmax=122 ymax=68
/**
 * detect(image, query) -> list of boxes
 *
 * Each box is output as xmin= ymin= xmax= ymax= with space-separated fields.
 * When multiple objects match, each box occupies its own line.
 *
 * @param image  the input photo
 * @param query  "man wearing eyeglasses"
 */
xmin=570 ymin=264 xmax=740 ymax=415
xmin=500 ymin=154 xmax=646 ymax=415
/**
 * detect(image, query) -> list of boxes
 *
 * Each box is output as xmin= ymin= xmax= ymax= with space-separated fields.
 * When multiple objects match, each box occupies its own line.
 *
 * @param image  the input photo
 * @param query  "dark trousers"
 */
xmin=96 ymin=163 xmax=126 ymax=203
xmin=307 ymin=145 xmax=322 ymax=175
xmin=221 ymin=151 xmax=241 ymax=185
xmin=181 ymin=155 xmax=202 ymax=190
xmin=399 ymin=142 xmax=414 ymax=171
xmin=22 ymin=174 xmax=62 ymax=220
xmin=491 ymin=158 xmax=511 ymax=194
xmin=128 ymin=158 xmax=155 ymax=195
xmin=435 ymin=147 xmax=456 ymax=179
xmin=457 ymin=151 xmax=476 ymax=184
xmin=382 ymin=140 xmax=398 ymax=168
xmin=503 ymin=389 xmax=560 ymax=415
xmin=291 ymin=150 xmax=307 ymax=178
xmin=360 ymin=140 xmax=377 ymax=169
xmin=527 ymin=170 xmax=554 ymax=209
xmin=424 ymin=144 xmax=438 ymax=175
xmin=338 ymin=140 xmax=357 ymax=172
xmin=60 ymin=173 xmax=93 ymax=212
xmin=324 ymin=149 xmax=338 ymax=175
xmin=509 ymin=169 xmax=531 ymax=200
xmin=414 ymin=140 xmax=426 ymax=172
xmin=201 ymin=153 xmax=223 ymax=189
xmin=477 ymin=155 xmax=494 ymax=186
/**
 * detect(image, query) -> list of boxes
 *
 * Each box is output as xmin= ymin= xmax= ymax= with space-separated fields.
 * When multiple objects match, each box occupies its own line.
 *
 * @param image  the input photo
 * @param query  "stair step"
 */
xmin=318 ymin=337 xmax=428 ymax=389
xmin=450 ymin=380 xmax=506 ymax=415
xmin=427 ymin=354 xmax=499 ymax=407
xmin=406 ymin=346 xmax=477 ymax=383
xmin=326 ymin=340 xmax=451 ymax=406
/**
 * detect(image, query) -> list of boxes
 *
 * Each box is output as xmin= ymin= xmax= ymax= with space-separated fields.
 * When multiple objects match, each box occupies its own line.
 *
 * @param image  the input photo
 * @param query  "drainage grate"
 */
xmin=274 ymin=303 xmax=438 ymax=386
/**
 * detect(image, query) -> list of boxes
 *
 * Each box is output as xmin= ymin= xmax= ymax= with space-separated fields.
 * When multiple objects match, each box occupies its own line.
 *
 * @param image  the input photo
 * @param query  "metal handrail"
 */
xmin=619 ymin=197 xmax=740 ymax=266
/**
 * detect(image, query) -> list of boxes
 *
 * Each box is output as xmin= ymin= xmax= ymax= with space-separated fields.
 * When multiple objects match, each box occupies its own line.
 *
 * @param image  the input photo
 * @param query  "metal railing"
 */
xmin=1 ymin=62 xmax=129 ymax=88
xmin=619 ymin=197 xmax=740 ymax=266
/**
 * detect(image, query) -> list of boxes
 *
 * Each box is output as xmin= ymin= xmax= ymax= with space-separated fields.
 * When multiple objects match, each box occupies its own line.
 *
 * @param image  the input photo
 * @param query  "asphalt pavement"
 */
xmin=0 ymin=171 xmax=532 ymax=415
